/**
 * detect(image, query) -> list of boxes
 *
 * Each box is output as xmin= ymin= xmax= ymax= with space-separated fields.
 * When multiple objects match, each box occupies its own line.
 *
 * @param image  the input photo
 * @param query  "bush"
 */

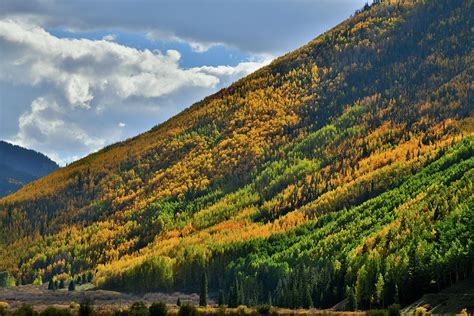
xmin=256 ymin=305 xmax=271 ymax=315
xmin=149 ymin=302 xmax=167 ymax=316
xmin=388 ymin=304 xmax=400 ymax=316
xmin=366 ymin=310 xmax=387 ymax=316
xmin=15 ymin=304 xmax=36 ymax=316
xmin=415 ymin=307 xmax=427 ymax=316
xmin=69 ymin=302 xmax=79 ymax=309
xmin=0 ymin=301 xmax=9 ymax=316
xmin=79 ymin=298 xmax=94 ymax=316
xmin=40 ymin=307 xmax=70 ymax=316
xmin=178 ymin=305 xmax=198 ymax=316
xmin=129 ymin=302 xmax=148 ymax=316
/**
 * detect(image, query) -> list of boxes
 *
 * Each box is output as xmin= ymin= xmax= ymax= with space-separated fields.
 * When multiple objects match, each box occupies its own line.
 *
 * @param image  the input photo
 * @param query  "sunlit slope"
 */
xmin=0 ymin=0 xmax=472 ymax=309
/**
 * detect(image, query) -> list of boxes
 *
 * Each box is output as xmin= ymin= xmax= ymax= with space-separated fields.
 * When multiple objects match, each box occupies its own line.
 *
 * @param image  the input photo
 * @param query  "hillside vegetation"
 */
xmin=0 ymin=0 xmax=473 ymax=310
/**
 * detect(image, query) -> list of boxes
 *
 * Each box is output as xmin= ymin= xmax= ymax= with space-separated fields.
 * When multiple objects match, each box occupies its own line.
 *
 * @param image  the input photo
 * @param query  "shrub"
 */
xmin=129 ymin=302 xmax=148 ymax=316
xmin=40 ymin=307 xmax=70 ymax=316
xmin=366 ymin=310 xmax=387 ymax=316
xmin=69 ymin=302 xmax=79 ymax=309
xmin=149 ymin=302 xmax=167 ymax=316
xmin=15 ymin=304 xmax=36 ymax=316
xmin=256 ymin=305 xmax=271 ymax=315
xmin=178 ymin=305 xmax=198 ymax=316
xmin=79 ymin=298 xmax=94 ymax=316
xmin=415 ymin=307 xmax=427 ymax=316
xmin=388 ymin=304 xmax=400 ymax=316
xmin=0 ymin=301 xmax=9 ymax=316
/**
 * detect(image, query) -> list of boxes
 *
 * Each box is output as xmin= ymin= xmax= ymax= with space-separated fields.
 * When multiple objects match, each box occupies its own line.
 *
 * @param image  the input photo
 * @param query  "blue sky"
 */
xmin=0 ymin=0 xmax=368 ymax=165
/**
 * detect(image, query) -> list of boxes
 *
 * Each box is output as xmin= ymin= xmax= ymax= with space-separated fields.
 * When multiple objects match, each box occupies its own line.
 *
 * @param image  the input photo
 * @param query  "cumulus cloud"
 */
xmin=102 ymin=34 xmax=116 ymax=41
xmin=0 ymin=19 xmax=269 ymax=164
xmin=0 ymin=0 xmax=367 ymax=55
xmin=12 ymin=96 xmax=106 ymax=165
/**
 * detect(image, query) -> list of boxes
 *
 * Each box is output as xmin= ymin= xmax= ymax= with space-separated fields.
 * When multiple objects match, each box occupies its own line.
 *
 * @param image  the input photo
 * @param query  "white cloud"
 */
xmin=0 ymin=0 xmax=367 ymax=55
xmin=11 ymin=97 xmax=106 ymax=165
xmin=0 ymin=18 xmax=270 ymax=164
xmin=118 ymin=122 xmax=126 ymax=127
xmin=102 ymin=34 xmax=116 ymax=41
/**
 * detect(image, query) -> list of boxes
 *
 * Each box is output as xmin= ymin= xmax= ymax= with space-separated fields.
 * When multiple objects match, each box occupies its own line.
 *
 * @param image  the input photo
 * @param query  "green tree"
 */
xmin=375 ymin=273 xmax=385 ymax=307
xmin=199 ymin=271 xmax=208 ymax=307
xmin=218 ymin=290 xmax=224 ymax=306
xmin=59 ymin=279 xmax=65 ymax=289
xmin=346 ymin=286 xmax=357 ymax=311
xmin=68 ymin=280 xmax=75 ymax=291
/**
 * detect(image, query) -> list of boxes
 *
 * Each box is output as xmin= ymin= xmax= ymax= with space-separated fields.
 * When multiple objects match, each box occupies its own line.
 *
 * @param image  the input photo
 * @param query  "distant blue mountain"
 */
xmin=0 ymin=141 xmax=59 ymax=197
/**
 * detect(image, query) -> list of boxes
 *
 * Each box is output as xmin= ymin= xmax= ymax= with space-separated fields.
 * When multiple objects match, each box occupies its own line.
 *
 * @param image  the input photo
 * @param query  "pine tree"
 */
xmin=199 ymin=271 xmax=208 ymax=307
xmin=228 ymin=284 xmax=236 ymax=307
xmin=82 ymin=273 xmax=87 ymax=285
xmin=375 ymin=273 xmax=385 ymax=307
xmin=177 ymin=298 xmax=181 ymax=307
xmin=68 ymin=280 xmax=75 ymax=291
xmin=218 ymin=290 xmax=225 ymax=307
xmin=48 ymin=279 xmax=54 ymax=290
xmin=59 ymin=279 xmax=65 ymax=289
xmin=346 ymin=286 xmax=357 ymax=311
xmin=87 ymin=271 xmax=93 ymax=283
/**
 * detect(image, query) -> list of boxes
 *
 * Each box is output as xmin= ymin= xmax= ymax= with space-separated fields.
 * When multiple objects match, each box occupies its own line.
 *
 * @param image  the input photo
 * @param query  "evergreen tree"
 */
xmin=199 ymin=271 xmax=208 ymax=307
xmin=218 ymin=290 xmax=224 ymax=307
xmin=87 ymin=271 xmax=93 ymax=283
xmin=68 ymin=280 xmax=75 ymax=291
xmin=82 ymin=273 xmax=87 ymax=285
xmin=59 ymin=279 xmax=65 ymax=289
xmin=346 ymin=286 xmax=357 ymax=311
xmin=48 ymin=279 xmax=54 ymax=290
xmin=375 ymin=273 xmax=385 ymax=307
xmin=176 ymin=298 xmax=181 ymax=307
xmin=228 ymin=284 xmax=237 ymax=307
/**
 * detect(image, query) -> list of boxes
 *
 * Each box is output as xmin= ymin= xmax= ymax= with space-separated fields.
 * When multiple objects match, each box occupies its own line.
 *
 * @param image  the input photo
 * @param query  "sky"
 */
xmin=0 ymin=0 xmax=367 ymax=165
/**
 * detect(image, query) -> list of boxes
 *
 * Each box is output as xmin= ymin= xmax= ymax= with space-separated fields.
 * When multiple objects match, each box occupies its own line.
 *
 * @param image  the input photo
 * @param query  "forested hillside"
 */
xmin=0 ymin=0 xmax=473 ymax=309
xmin=0 ymin=141 xmax=59 ymax=197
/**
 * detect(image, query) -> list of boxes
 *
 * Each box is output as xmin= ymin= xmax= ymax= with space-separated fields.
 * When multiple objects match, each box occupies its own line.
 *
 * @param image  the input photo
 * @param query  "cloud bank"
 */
xmin=0 ymin=0 xmax=366 ymax=55
xmin=0 ymin=19 xmax=270 ymax=164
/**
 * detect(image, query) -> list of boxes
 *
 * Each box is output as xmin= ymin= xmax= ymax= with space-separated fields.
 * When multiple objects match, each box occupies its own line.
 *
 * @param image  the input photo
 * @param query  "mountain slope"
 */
xmin=0 ymin=141 xmax=59 ymax=197
xmin=0 ymin=0 xmax=473 ymax=309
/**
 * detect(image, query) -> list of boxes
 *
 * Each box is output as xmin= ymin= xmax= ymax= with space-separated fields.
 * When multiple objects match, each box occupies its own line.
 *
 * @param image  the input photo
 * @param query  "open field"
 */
xmin=0 ymin=284 xmax=205 ymax=311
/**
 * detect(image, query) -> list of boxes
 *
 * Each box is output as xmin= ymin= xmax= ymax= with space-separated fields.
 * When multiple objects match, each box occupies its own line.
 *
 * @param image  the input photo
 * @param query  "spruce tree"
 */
xmin=177 ymin=298 xmax=181 ymax=307
xmin=59 ymin=279 xmax=65 ymax=289
xmin=48 ymin=279 xmax=54 ymax=290
xmin=199 ymin=271 xmax=208 ymax=307
xmin=218 ymin=290 xmax=224 ymax=306
xmin=68 ymin=280 xmax=75 ymax=291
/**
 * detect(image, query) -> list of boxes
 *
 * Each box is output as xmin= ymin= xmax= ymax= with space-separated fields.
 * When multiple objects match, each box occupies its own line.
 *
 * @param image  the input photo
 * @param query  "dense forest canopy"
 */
xmin=0 ymin=0 xmax=473 ymax=309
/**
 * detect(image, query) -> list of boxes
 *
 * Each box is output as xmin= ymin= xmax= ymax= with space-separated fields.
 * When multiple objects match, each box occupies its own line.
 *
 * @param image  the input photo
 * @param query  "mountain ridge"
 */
xmin=0 ymin=141 xmax=59 ymax=198
xmin=0 ymin=0 xmax=473 ymax=309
